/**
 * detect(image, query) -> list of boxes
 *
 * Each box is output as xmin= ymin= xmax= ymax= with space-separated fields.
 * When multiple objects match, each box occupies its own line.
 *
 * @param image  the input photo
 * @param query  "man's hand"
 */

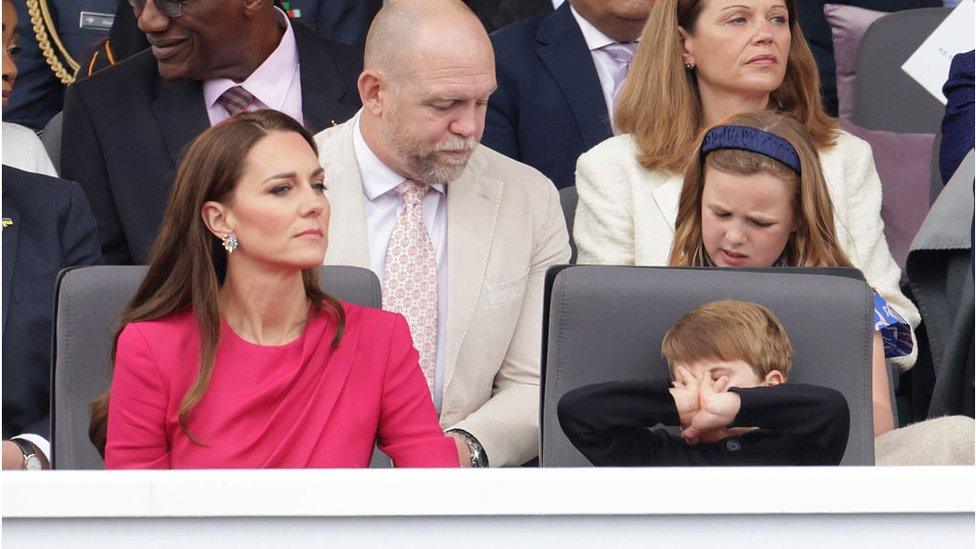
xmin=450 ymin=433 xmax=471 ymax=468
xmin=681 ymin=375 xmax=741 ymax=445
xmin=668 ymin=366 xmax=700 ymax=429
xmin=2 ymin=440 xmax=23 ymax=470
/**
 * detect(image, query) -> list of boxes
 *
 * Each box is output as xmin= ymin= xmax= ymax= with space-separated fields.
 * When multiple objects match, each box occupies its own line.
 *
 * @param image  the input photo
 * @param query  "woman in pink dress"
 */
xmin=89 ymin=110 xmax=458 ymax=469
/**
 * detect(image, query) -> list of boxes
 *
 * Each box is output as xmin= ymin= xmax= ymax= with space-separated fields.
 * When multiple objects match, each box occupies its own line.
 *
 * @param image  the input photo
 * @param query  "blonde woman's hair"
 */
xmin=661 ymin=300 xmax=793 ymax=380
xmin=669 ymin=110 xmax=852 ymax=269
xmin=615 ymin=0 xmax=837 ymax=173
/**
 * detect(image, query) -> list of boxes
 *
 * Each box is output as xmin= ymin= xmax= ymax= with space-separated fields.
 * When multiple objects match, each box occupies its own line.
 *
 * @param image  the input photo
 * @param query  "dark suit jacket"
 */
xmin=61 ymin=23 xmax=363 ymax=265
xmin=2 ymin=166 xmax=103 ymax=440
xmin=484 ymin=1 xmax=611 ymax=190
xmin=940 ymin=50 xmax=975 ymax=185
xmin=464 ymin=0 xmax=553 ymax=34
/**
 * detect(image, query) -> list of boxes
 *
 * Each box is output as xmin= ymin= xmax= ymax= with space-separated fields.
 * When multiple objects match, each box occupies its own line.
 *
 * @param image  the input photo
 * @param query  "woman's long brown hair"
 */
xmin=89 ymin=110 xmax=346 ymax=455
xmin=669 ymin=110 xmax=853 ymax=268
xmin=614 ymin=0 xmax=837 ymax=173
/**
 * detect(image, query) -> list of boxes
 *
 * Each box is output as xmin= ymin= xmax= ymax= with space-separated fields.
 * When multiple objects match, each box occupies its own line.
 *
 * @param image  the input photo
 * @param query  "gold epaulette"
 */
xmin=26 ymin=0 xmax=81 ymax=84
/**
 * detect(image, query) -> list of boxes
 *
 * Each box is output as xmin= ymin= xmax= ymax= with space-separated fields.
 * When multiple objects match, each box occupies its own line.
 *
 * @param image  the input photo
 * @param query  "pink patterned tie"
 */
xmin=217 ymin=86 xmax=259 ymax=116
xmin=383 ymin=180 xmax=438 ymax=392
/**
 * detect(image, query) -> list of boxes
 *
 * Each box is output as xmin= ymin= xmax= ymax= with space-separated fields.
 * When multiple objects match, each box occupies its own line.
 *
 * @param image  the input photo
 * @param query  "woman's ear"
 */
xmin=678 ymin=26 xmax=693 ymax=57
xmin=201 ymin=201 xmax=233 ymax=239
xmin=763 ymin=370 xmax=785 ymax=387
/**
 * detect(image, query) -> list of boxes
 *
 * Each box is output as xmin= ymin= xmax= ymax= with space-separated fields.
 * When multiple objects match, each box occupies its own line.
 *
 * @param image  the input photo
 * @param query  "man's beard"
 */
xmin=383 ymin=116 xmax=478 ymax=186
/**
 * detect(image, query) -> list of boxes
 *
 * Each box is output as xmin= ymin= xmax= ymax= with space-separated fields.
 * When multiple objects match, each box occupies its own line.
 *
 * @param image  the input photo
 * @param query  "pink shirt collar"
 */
xmin=202 ymin=8 xmax=301 ymax=123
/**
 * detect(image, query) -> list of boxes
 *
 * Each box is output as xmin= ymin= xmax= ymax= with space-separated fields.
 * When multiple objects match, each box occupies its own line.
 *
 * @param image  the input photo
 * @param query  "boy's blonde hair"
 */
xmin=661 ymin=300 xmax=793 ymax=380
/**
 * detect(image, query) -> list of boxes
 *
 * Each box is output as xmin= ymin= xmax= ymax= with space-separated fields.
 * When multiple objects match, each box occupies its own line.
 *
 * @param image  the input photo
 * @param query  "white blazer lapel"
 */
xmin=318 ymin=121 xmax=370 ymax=268
xmin=647 ymin=172 xmax=683 ymax=263
xmin=443 ymin=150 xmax=501 ymax=394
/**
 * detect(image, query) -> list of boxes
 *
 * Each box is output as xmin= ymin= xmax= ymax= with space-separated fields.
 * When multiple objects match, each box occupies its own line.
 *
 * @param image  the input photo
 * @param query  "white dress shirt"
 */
xmin=351 ymin=114 xmax=449 ymax=411
xmin=2 ymin=122 xmax=58 ymax=177
xmin=569 ymin=5 xmax=636 ymax=121
xmin=202 ymin=8 xmax=302 ymax=126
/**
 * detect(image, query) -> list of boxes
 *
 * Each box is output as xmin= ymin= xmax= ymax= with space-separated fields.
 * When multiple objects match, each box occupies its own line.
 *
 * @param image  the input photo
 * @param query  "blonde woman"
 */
xmin=573 ymin=0 xmax=919 ymax=369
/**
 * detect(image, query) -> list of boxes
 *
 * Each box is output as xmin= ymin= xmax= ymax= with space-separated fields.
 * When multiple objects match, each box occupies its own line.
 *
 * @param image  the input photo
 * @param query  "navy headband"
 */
xmin=700 ymin=124 xmax=802 ymax=173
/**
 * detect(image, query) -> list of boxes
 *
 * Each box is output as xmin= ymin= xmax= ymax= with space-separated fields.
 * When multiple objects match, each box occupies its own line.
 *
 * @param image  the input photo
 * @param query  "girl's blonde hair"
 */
xmin=614 ymin=0 xmax=837 ymax=173
xmin=669 ymin=110 xmax=852 ymax=268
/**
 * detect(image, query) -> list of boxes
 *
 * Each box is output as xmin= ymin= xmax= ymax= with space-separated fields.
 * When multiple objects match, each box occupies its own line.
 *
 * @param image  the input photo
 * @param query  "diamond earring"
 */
xmin=221 ymin=233 xmax=239 ymax=254
xmin=684 ymin=59 xmax=696 ymax=70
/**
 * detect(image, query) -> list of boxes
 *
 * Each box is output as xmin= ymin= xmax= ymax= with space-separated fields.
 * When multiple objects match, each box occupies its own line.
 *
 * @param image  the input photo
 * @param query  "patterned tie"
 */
xmin=217 ymin=86 xmax=259 ymax=117
xmin=601 ymin=42 xmax=637 ymax=127
xmin=383 ymin=180 xmax=439 ymax=393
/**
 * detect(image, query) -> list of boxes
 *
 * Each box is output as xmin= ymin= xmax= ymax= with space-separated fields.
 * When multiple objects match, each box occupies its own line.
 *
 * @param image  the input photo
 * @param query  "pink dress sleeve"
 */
xmin=377 ymin=314 xmax=459 ymax=468
xmin=104 ymin=324 xmax=171 ymax=469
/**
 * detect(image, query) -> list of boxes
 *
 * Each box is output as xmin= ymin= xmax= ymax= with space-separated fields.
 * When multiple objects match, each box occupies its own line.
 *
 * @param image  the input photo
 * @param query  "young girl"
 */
xmin=668 ymin=111 xmax=913 ymax=437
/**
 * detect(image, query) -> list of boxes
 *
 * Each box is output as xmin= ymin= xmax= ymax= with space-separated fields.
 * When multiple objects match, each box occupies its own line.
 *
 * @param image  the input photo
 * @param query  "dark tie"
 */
xmin=217 ymin=86 xmax=259 ymax=117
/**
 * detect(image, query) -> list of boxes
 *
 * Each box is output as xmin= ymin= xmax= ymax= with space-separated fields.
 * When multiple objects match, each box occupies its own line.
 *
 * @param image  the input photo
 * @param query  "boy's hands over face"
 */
xmin=681 ymin=374 xmax=742 ymax=445
xmin=668 ymin=367 xmax=700 ymax=429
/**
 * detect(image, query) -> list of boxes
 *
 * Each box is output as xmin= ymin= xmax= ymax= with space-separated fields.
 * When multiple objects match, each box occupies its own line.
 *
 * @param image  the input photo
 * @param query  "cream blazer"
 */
xmin=574 ymin=130 xmax=920 ymax=369
xmin=315 ymin=120 xmax=571 ymax=466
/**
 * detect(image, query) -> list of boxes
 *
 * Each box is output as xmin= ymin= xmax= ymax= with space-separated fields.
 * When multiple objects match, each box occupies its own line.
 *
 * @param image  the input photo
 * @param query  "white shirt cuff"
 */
xmin=12 ymin=434 xmax=51 ymax=463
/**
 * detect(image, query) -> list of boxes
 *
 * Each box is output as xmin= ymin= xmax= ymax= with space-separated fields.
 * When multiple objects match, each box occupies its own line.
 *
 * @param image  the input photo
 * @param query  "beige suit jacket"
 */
xmin=574 ymin=130 xmax=920 ymax=370
xmin=315 ymin=120 xmax=571 ymax=466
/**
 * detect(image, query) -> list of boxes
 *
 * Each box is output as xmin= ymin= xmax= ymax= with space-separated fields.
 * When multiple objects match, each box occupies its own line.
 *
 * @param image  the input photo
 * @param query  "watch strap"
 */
xmin=447 ymin=429 xmax=489 ymax=468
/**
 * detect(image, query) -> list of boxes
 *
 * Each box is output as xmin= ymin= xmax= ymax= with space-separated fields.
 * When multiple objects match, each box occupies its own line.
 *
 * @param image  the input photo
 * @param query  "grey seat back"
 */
xmin=52 ymin=265 xmax=383 ymax=469
xmin=854 ymin=8 xmax=952 ymax=133
xmin=41 ymin=111 xmax=63 ymax=174
xmin=558 ymin=185 xmax=578 ymax=264
xmin=540 ymin=266 xmax=876 ymax=467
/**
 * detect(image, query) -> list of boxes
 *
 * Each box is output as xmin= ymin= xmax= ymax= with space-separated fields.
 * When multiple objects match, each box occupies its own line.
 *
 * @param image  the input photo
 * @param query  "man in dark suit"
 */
xmin=464 ymin=0 xmax=553 ymax=34
xmin=940 ymin=50 xmax=974 ymax=185
xmin=2 ymin=166 xmax=103 ymax=470
xmin=61 ymin=0 xmax=363 ymax=265
xmin=2 ymin=0 xmax=118 ymax=131
xmin=483 ymin=0 xmax=651 ymax=190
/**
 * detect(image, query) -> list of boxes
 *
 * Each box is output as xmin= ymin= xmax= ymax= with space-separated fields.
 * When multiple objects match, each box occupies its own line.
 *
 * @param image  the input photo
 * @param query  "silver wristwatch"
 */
xmin=12 ymin=439 xmax=43 ymax=470
xmin=448 ymin=429 xmax=488 ymax=468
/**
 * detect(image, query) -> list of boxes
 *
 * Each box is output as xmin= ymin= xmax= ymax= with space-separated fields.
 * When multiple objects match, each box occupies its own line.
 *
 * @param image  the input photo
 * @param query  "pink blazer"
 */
xmin=105 ymin=302 xmax=459 ymax=468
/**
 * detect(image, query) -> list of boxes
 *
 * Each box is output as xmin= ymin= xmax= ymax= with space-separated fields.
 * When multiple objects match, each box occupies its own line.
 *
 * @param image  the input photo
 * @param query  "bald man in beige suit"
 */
xmin=315 ymin=0 xmax=570 ymax=467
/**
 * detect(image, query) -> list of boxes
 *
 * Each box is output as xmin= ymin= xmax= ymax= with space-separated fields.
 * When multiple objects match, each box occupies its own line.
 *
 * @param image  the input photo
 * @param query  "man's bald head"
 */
xmin=357 ymin=0 xmax=496 ymax=186
xmin=364 ymin=0 xmax=492 ymax=82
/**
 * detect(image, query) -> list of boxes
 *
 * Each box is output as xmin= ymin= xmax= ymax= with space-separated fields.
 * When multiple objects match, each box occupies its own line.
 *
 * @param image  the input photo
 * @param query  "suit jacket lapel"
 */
xmin=294 ymin=24 xmax=351 ymax=134
xmin=535 ymin=3 xmax=612 ymax=149
xmin=443 ymin=150 xmax=501 ymax=394
xmin=649 ymin=172 xmax=683 ymax=261
xmin=149 ymin=77 xmax=209 ymax=174
xmin=1 ymin=207 xmax=19 ymax=335
xmin=321 ymin=121 xmax=370 ymax=268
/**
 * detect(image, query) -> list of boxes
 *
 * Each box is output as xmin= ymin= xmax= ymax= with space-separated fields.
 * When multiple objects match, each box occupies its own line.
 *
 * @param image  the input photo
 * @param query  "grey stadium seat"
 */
xmin=52 ymin=265 xmax=386 ymax=469
xmin=853 ymin=7 xmax=952 ymax=134
xmin=41 ymin=111 xmax=63 ymax=174
xmin=540 ymin=265 xmax=878 ymax=467
xmin=558 ymin=185 xmax=578 ymax=264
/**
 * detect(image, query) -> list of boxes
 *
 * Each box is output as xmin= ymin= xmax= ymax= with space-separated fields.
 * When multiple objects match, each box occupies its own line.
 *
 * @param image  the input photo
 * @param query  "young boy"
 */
xmin=557 ymin=300 xmax=851 ymax=466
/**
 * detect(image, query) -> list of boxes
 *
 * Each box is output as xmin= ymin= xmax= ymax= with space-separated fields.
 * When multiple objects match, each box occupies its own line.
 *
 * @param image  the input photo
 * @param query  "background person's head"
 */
xmin=357 ymin=0 xmax=496 ymax=186
xmin=568 ymin=0 xmax=654 ymax=43
xmin=669 ymin=110 xmax=851 ymax=269
xmin=615 ymin=0 xmax=834 ymax=173
xmin=89 ymin=110 xmax=344 ymax=454
xmin=2 ymin=0 xmax=18 ymax=109
xmin=130 ymin=0 xmax=281 ymax=82
xmin=661 ymin=300 xmax=792 ymax=387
